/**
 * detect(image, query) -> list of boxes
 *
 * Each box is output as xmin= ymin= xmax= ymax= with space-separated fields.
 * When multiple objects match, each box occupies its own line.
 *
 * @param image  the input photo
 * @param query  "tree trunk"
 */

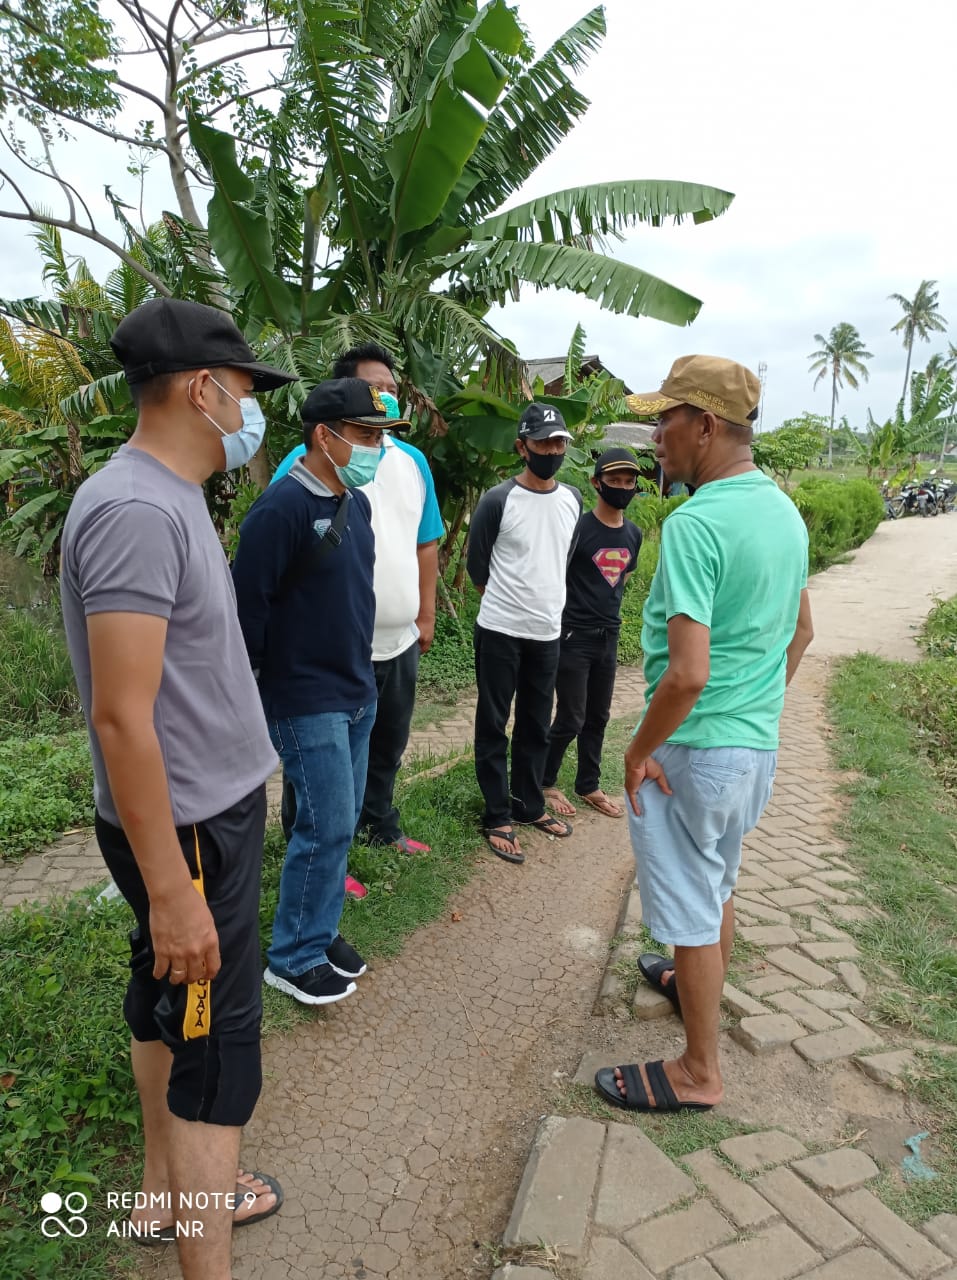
xmin=247 ymin=445 xmax=270 ymax=491
xmin=940 ymin=423 xmax=950 ymax=466
xmin=828 ymin=371 xmax=837 ymax=468
xmin=902 ymin=337 xmax=913 ymax=404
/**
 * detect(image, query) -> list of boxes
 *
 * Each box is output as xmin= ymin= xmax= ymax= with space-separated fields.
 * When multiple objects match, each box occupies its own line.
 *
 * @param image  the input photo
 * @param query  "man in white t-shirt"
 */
xmin=467 ymin=403 xmax=582 ymax=863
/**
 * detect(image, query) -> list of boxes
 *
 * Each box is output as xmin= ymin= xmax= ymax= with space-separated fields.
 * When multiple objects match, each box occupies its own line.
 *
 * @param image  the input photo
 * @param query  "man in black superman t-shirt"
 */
xmin=543 ymin=448 xmax=642 ymax=818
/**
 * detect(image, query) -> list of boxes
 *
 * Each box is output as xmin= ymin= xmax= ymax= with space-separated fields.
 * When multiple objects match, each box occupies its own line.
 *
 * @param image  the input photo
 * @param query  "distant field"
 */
xmin=798 ymin=460 xmax=957 ymax=483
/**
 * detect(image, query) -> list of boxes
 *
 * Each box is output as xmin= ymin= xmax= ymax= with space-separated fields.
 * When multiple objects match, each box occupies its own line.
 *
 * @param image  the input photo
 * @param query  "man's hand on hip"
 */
xmin=624 ymin=745 xmax=672 ymax=817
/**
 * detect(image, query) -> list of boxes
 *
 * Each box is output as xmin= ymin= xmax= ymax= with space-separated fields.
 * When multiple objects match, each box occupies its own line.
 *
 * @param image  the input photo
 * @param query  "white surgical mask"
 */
xmin=189 ymin=376 xmax=266 ymax=471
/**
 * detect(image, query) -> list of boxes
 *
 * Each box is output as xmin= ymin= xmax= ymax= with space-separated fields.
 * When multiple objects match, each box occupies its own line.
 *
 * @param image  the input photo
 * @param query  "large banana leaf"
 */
xmin=59 ymin=372 xmax=130 ymax=420
xmin=443 ymin=240 xmax=704 ymax=327
xmin=386 ymin=0 xmax=523 ymax=239
xmin=460 ymin=7 xmax=606 ymax=220
xmin=188 ymin=117 xmax=300 ymax=332
xmin=0 ymin=295 xmax=116 ymax=346
xmin=476 ymin=181 xmax=735 ymax=244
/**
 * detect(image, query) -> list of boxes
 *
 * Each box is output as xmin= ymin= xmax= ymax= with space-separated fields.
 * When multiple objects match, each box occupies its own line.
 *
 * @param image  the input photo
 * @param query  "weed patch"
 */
xmin=828 ymin=645 xmax=957 ymax=1192
xmin=0 ymin=729 xmax=94 ymax=859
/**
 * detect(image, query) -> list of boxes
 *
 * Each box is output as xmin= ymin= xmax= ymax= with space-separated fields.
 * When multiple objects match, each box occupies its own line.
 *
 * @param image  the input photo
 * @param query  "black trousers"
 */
xmin=357 ymin=640 xmax=420 ymax=844
xmin=473 ymin=623 xmax=560 ymax=829
xmin=543 ymin=627 xmax=619 ymax=795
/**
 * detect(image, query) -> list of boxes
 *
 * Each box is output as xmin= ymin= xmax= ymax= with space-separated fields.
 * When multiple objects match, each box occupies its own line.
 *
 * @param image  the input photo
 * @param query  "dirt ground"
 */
xmin=139 ymin=512 xmax=957 ymax=1280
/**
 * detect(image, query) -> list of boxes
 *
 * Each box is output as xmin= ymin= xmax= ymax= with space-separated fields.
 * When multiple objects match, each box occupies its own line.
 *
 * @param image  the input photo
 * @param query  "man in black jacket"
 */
xmin=233 ymin=379 xmax=409 ymax=1006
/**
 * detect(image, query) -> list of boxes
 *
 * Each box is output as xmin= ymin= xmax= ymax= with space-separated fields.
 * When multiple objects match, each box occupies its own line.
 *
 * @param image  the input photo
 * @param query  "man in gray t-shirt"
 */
xmin=60 ymin=298 xmax=296 ymax=1275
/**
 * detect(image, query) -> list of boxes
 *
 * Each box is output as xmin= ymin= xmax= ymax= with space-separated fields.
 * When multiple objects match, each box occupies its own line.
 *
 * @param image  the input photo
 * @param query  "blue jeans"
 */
xmin=267 ymin=706 xmax=375 ymax=977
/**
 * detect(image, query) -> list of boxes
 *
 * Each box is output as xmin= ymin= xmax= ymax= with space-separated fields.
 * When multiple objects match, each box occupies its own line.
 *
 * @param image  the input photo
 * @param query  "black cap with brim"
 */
xmin=111 ymin=298 xmax=297 ymax=392
xmin=302 ymin=377 xmax=411 ymax=430
xmin=594 ymin=446 xmax=641 ymax=477
xmin=518 ymin=401 xmax=573 ymax=441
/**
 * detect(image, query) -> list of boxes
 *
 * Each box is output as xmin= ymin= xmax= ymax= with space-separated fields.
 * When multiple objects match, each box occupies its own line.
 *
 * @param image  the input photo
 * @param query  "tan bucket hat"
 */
xmin=626 ymin=355 xmax=761 ymax=428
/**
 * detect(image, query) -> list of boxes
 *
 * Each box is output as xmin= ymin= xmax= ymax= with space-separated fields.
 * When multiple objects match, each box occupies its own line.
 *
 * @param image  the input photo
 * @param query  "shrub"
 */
xmin=417 ymin=589 xmax=481 ymax=700
xmin=617 ymin=538 xmax=660 ymax=665
xmin=0 ymin=605 xmax=81 ymax=732
xmin=0 ymin=730 xmax=94 ymax=858
xmin=791 ymin=475 xmax=882 ymax=571
xmin=901 ymin=659 xmax=957 ymax=794
xmin=919 ymin=595 xmax=957 ymax=659
xmin=843 ymin=477 xmax=885 ymax=546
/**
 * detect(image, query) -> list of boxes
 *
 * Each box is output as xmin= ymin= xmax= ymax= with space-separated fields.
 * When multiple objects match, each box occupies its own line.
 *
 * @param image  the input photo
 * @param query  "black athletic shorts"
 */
xmin=95 ymin=785 xmax=266 ymax=1127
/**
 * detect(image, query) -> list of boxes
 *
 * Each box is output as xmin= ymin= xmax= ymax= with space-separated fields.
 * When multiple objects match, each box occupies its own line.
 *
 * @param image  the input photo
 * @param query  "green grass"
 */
xmin=0 ymin=605 xmax=81 ymax=730
xmin=828 ymin=629 xmax=957 ymax=1219
xmin=557 ymin=1082 xmax=752 ymax=1160
xmin=0 ymin=729 xmax=95 ymax=860
xmin=828 ymin=654 xmax=957 ymax=1048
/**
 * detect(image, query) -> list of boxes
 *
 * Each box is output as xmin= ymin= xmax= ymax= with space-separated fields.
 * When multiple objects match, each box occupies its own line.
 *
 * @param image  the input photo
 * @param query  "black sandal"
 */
xmin=518 ymin=814 xmax=573 ymax=838
xmin=594 ymin=1060 xmax=712 ymax=1112
xmin=483 ymin=826 xmax=525 ymax=864
xmin=638 ymin=952 xmax=682 ymax=1018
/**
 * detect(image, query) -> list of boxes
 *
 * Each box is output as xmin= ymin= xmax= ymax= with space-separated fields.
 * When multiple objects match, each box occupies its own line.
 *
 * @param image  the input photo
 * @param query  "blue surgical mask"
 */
xmin=189 ymin=376 xmax=266 ymax=471
xmin=323 ymin=426 xmax=384 ymax=487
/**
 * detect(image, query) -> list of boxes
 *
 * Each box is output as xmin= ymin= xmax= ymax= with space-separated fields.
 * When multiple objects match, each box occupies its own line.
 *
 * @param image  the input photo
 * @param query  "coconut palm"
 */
xmin=889 ymin=280 xmax=948 ymax=401
xmin=807 ymin=323 xmax=873 ymax=467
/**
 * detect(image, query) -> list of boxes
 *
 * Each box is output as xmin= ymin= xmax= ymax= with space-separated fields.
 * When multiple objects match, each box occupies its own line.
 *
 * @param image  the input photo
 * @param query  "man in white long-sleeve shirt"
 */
xmin=467 ymin=403 xmax=582 ymax=864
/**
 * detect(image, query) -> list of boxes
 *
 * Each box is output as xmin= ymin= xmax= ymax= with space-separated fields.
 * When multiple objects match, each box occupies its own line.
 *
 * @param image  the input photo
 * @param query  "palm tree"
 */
xmin=807 ymin=323 xmax=873 ymax=467
xmin=889 ymin=280 xmax=948 ymax=401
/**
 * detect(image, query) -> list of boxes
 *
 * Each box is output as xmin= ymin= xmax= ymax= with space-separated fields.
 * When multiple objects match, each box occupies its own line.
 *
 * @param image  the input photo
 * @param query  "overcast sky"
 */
xmin=1 ymin=0 xmax=955 ymax=429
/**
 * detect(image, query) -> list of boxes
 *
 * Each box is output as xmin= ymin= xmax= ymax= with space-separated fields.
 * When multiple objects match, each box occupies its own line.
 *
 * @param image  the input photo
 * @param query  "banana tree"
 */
xmin=185 ymin=1 xmax=734 ymax=411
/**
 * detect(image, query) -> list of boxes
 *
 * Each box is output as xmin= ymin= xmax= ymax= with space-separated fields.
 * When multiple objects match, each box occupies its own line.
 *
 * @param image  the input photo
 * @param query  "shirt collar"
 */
xmin=289 ymin=457 xmax=335 ymax=498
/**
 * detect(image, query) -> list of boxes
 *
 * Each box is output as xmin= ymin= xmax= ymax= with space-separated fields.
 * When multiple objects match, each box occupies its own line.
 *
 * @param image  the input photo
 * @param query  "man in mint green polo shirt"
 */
xmin=595 ymin=355 xmax=814 ymax=1116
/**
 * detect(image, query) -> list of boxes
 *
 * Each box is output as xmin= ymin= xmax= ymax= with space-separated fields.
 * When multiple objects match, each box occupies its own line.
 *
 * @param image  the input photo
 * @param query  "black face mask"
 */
xmin=524 ymin=448 xmax=564 ymax=480
xmin=597 ymin=480 xmax=637 ymax=509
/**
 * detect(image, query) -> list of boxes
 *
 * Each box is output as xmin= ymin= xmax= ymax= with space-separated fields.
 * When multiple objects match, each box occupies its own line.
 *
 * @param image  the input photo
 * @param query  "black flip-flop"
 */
xmin=517 ymin=814 xmax=573 ymax=838
xmin=131 ymin=1171 xmax=283 ymax=1245
xmin=484 ymin=826 xmax=525 ymax=864
xmin=594 ymin=1060 xmax=713 ymax=1113
xmin=638 ymin=951 xmax=682 ymax=1018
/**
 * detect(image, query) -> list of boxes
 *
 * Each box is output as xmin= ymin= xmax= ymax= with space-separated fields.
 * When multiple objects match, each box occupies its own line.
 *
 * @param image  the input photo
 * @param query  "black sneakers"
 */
xmin=264 ymin=963 xmax=356 ymax=1006
xmin=326 ymin=934 xmax=367 ymax=979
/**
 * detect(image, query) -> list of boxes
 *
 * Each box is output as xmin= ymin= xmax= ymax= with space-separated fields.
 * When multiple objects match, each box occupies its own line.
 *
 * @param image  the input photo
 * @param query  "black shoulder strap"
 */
xmin=276 ymin=490 xmax=351 ymax=600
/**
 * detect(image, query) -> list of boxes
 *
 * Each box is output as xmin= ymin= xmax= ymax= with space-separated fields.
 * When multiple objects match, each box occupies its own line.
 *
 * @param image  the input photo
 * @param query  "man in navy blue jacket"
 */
xmin=232 ymin=379 xmax=409 ymax=1006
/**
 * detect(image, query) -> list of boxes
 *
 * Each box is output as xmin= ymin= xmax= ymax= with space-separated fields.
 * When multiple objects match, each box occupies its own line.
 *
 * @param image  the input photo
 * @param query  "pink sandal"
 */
xmin=345 ymin=874 xmax=367 ymax=900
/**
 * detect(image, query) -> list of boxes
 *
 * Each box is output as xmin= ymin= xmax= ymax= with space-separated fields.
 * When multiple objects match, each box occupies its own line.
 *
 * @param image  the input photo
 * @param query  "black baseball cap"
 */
xmin=110 ymin=298 xmax=298 ymax=391
xmin=517 ymin=402 xmax=573 ymax=441
xmin=594 ymin=447 xmax=641 ymax=478
xmin=301 ymin=378 xmax=412 ymax=430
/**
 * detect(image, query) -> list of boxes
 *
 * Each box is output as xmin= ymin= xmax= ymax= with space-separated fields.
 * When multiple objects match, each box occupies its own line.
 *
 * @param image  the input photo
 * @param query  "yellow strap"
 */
xmin=182 ymin=827 xmax=211 ymax=1041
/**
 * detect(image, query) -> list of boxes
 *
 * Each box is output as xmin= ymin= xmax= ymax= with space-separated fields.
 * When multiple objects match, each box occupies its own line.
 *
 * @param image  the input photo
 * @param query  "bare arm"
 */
xmin=785 ymin=589 xmax=814 ymax=685
xmin=88 ymin=612 xmax=221 ymax=984
xmin=624 ymin=614 xmax=710 ymax=814
xmin=415 ymin=540 xmax=438 ymax=655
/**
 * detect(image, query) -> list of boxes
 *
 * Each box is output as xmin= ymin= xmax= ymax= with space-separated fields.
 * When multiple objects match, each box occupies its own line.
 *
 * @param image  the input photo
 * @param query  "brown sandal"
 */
xmin=577 ymin=790 xmax=625 ymax=818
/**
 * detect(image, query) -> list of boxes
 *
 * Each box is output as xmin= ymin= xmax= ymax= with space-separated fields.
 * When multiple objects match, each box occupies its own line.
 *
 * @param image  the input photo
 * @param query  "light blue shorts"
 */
xmin=627 ymin=743 xmax=777 ymax=947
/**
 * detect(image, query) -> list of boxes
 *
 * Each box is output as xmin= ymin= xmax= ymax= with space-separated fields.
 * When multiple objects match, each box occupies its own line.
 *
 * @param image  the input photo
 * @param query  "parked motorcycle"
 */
xmin=899 ymin=478 xmax=938 ymax=516
xmin=927 ymin=470 xmax=956 ymax=513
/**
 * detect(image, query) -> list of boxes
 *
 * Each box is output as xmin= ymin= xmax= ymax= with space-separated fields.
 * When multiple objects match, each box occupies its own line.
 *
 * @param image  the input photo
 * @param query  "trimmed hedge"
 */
xmin=791 ymin=475 xmax=884 ymax=571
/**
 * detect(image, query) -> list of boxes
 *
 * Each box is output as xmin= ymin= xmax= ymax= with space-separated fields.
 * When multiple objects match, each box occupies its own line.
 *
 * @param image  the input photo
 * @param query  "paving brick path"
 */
xmin=6 ymin=514 xmax=957 ymax=1279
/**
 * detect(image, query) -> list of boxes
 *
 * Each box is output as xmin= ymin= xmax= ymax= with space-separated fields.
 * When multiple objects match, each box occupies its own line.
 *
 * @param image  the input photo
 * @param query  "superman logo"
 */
xmin=592 ymin=547 xmax=631 ymax=587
